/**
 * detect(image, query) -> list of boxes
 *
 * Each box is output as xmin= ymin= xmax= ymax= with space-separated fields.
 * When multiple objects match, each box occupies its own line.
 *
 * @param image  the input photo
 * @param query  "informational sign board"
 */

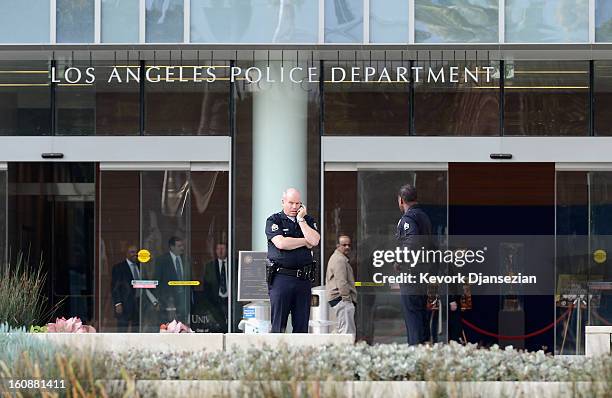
xmin=237 ymin=251 xmax=270 ymax=302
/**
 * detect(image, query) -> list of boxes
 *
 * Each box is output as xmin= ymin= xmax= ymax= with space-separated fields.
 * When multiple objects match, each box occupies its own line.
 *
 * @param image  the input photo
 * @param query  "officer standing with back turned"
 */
xmin=266 ymin=188 xmax=320 ymax=333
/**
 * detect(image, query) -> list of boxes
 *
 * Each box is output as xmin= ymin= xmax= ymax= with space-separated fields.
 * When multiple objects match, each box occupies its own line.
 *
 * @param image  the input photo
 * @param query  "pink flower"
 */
xmin=159 ymin=319 xmax=193 ymax=333
xmin=47 ymin=317 xmax=96 ymax=333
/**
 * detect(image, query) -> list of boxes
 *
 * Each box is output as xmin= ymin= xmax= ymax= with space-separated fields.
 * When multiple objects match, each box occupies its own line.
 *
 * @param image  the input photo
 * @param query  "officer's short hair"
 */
xmin=398 ymin=184 xmax=417 ymax=203
xmin=168 ymin=236 xmax=183 ymax=248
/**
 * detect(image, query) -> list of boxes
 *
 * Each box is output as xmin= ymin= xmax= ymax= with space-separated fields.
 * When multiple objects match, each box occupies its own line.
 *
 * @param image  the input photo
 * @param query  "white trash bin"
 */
xmin=309 ymin=286 xmax=335 ymax=334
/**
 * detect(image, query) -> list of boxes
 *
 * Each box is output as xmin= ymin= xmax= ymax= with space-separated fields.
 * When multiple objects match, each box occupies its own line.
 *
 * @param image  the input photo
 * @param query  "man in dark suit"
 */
xmin=203 ymin=242 xmax=229 ymax=331
xmin=111 ymin=245 xmax=142 ymax=332
xmin=156 ymin=236 xmax=191 ymax=325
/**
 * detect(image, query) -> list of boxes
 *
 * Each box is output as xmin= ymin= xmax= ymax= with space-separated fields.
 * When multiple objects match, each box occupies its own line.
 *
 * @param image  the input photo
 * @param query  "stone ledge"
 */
xmin=100 ymin=380 xmax=609 ymax=398
xmin=224 ymin=333 xmax=354 ymax=350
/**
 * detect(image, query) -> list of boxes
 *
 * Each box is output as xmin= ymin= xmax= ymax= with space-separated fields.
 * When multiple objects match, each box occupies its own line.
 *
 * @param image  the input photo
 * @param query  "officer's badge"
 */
xmin=271 ymin=223 xmax=279 ymax=232
xmin=404 ymin=222 xmax=410 ymax=231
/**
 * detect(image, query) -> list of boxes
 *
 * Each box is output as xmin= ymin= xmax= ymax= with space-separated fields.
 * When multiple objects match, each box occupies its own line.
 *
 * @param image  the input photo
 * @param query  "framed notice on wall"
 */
xmin=237 ymin=251 xmax=270 ymax=302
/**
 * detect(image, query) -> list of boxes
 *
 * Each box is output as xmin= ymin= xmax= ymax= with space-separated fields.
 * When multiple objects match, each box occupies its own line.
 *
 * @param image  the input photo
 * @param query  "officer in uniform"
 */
xmin=395 ymin=184 xmax=433 ymax=345
xmin=265 ymin=188 xmax=320 ymax=333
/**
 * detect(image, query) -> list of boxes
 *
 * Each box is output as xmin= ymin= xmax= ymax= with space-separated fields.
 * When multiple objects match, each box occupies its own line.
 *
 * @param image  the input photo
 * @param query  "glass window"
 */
xmin=324 ymin=170 xmax=448 ymax=343
xmin=99 ymin=169 xmax=229 ymax=332
xmin=191 ymin=0 xmax=317 ymax=43
xmin=57 ymin=0 xmax=95 ymax=43
xmin=102 ymin=0 xmax=140 ymax=43
xmin=0 ymin=0 xmax=50 ymax=43
xmin=594 ymin=61 xmax=612 ymax=136
xmin=54 ymin=61 xmax=140 ymax=136
xmin=369 ymin=0 xmax=409 ymax=43
xmin=596 ymin=0 xmax=612 ymax=42
xmin=504 ymin=61 xmax=589 ymax=136
xmin=414 ymin=61 xmax=500 ymax=136
xmin=325 ymin=0 xmax=363 ymax=43
xmin=323 ymin=61 xmax=410 ymax=135
xmin=146 ymin=0 xmax=184 ymax=43
xmin=8 ymin=163 xmax=95 ymax=326
xmin=144 ymin=61 xmax=230 ymax=135
xmin=415 ymin=0 xmax=498 ymax=43
xmin=0 ymin=169 xmax=5 ymax=264
xmin=505 ymin=0 xmax=588 ymax=43
xmin=0 ymin=61 xmax=51 ymax=136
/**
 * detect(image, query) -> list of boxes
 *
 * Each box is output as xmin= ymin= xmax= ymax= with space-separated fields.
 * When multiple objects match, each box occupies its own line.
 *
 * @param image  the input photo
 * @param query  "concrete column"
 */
xmin=251 ymin=62 xmax=308 ymax=251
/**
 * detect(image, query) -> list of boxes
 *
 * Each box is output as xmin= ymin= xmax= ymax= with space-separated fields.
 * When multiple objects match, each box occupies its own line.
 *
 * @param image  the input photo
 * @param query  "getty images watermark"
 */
xmin=371 ymin=246 xmax=537 ymax=287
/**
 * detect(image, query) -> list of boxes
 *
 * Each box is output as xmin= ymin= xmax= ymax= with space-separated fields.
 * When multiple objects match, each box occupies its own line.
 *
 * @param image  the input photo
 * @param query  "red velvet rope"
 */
xmin=460 ymin=305 xmax=573 ymax=340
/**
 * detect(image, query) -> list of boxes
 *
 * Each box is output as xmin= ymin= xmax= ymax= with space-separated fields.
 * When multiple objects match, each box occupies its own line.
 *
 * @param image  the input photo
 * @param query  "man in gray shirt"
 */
xmin=325 ymin=235 xmax=357 ymax=335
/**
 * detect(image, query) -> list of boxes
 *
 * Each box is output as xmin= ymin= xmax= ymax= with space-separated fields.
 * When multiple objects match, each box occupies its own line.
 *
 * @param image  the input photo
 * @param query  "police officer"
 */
xmin=396 ymin=184 xmax=433 ymax=345
xmin=266 ymin=188 xmax=320 ymax=333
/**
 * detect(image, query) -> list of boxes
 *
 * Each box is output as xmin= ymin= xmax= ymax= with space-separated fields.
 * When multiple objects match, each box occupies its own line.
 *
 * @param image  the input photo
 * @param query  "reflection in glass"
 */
xmin=191 ymin=0 xmax=317 ymax=43
xmin=57 ymin=0 xmax=95 ymax=43
xmin=0 ymin=0 xmax=50 ymax=43
xmin=145 ymin=62 xmax=230 ymax=135
xmin=594 ymin=61 xmax=612 ymax=136
xmin=370 ymin=0 xmax=409 ymax=43
xmin=0 ymin=171 xmax=5 ymax=264
xmin=323 ymin=61 xmax=410 ymax=135
xmin=8 ymin=163 xmax=95 ymax=326
xmin=504 ymin=61 xmax=589 ymax=136
xmin=414 ymin=61 xmax=500 ymax=135
xmin=54 ymin=62 xmax=140 ymax=136
xmin=589 ymin=173 xmax=612 ymax=329
xmin=325 ymin=0 xmax=363 ymax=43
xmin=0 ymin=61 xmax=51 ymax=136
xmin=505 ymin=0 xmax=588 ymax=43
xmin=415 ymin=0 xmax=498 ymax=43
xmin=325 ymin=170 xmax=448 ymax=343
xmin=596 ymin=0 xmax=612 ymax=42
xmin=102 ymin=0 xmax=139 ymax=43
xmin=555 ymin=171 xmax=588 ymax=354
xmin=99 ymin=170 xmax=229 ymax=332
xmin=146 ymin=0 xmax=184 ymax=43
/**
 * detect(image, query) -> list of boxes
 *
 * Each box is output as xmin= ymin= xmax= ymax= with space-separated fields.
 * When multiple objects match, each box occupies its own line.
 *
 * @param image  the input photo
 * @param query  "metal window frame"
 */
xmin=184 ymin=0 xmax=190 ymax=44
xmin=318 ymin=0 xmax=325 ymax=44
xmin=499 ymin=0 xmax=505 ymax=44
xmin=590 ymin=0 xmax=596 ymax=43
xmin=94 ymin=0 xmax=101 ymax=44
xmin=50 ymin=0 xmax=57 ymax=44
xmin=139 ymin=0 xmax=146 ymax=43
xmin=409 ymin=0 xmax=415 ymax=44
xmin=363 ymin=0 xmax=370 ymax=44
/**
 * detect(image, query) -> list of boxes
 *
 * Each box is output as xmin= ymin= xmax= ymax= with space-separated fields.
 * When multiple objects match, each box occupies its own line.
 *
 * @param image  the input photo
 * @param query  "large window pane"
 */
xmin=594 ymin=61 xmax=612 ymax=136
xmin=102 ymin=0 xmax=139 ymax=43
xmin=505 ymin=0 xmax=588 ymax=43
xmin=323 ymin=61 xmax=410 ymax=135
xmin=191 ymin=0 xmax=317 ymax=43
xmin=99 ymin=169 xmax=229 ymax=333
xmin=144 ymin=61 xmax=230 ymax=135
xmin=415 ymin=0 xmax=498 ymax=43
xmin=325 ymin=0 xmax=363 ymax=43
xmin=504 ymin=61 xmax=589 ymax=136
xmin=324 ymin=170 xmax=448 ymax=343
xmin=369 ymin=0 xmax=409 ymax=43
xmin=8 ymin=163 xmax=95 ymax=326
xmin=57 ymin=0 xmax=95 ymax=43
xmin=146 ymin=0 xmax=184 ymax=43
xmin=0 ymin=0 xmax=50 ymax=43
xmin=55 ymin=61 xmax=140 ymax=136
xmin=596 ymin=0 xmax=612 ymax=42
xmin=414 ymin=61 xmax=500 ymax=136
xmin=0 ymin=61 xmax=51 ymax=136
xmin=0 ymin=170 xmax=5 ymax=264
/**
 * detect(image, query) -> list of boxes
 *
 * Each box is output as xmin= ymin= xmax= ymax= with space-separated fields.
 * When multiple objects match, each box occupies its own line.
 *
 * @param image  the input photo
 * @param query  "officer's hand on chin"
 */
xmin=297 ymin=205 xmax=307 ymax=219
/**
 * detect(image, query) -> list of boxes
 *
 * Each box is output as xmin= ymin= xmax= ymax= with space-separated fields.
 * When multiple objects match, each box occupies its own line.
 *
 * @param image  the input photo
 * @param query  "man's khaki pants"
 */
xmin=333 ymin=300 xmax=356 ymax=335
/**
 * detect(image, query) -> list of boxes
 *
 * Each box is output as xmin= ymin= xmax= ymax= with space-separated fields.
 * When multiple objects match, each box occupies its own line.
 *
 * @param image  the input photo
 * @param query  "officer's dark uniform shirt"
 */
xmin=266 ymin=212 xmax=318 ymax=269
xmin=396 ymin=204 xmax=433 ymax=251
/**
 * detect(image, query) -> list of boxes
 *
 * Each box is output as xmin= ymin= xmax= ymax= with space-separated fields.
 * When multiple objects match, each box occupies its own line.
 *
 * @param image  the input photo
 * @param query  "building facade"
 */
xmin=1 ymin=0 xmax=612 ymax=355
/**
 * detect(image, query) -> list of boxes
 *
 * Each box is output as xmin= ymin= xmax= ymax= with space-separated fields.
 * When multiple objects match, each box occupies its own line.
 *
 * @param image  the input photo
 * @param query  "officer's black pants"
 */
xmin=269 ymin=274 xmax=311 ymax=333
xmin=400 ymin=294 xmax=427 ymax=345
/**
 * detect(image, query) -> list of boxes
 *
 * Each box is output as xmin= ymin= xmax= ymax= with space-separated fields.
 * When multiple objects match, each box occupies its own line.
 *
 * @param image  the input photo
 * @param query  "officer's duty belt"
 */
xmin=273 ymin=263 xmax=314 ymax=280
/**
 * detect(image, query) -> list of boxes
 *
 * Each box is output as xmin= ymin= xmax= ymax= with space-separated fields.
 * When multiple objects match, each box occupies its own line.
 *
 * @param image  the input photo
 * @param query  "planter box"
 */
xmin=224 ymin=333 xmax=354 ymax=350
xmin=585 ymin=326 xmax=612 ymax=357
xmin=30 ymin=333 xmax=224 ymax=353
xmin=101 ymin=380 xmax=609 ymax=398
